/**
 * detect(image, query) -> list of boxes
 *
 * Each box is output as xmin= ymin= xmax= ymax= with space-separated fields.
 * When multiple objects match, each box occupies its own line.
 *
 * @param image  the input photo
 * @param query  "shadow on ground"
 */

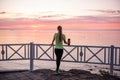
xmin=0 ymin=69 xmax=119 ymax=80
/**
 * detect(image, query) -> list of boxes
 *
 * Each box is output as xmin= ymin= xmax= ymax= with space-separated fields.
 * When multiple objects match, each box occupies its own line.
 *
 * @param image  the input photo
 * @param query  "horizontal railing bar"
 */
xmin=0 ymin=43 xmax=29 ymax=46
xmin=1 ymin=58 xmax=119 ymax=66
xmin=34 ymin=44 xmax=112 ymax=48
xmin=34 ymin=59 xmax=120 ymax=66
xmin=0 ymin=58 xmax=30 ymax=61
xmin=1 ymin=43 xmax=119 ymax=49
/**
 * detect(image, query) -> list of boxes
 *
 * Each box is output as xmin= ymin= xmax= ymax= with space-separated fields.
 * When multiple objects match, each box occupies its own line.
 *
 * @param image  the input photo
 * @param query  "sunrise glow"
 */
xmin=0 ymin=0 xmax=120 ymax=31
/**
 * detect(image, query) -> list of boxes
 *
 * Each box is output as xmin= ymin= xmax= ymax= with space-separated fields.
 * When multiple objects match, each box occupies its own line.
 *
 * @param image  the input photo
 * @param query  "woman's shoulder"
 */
xmin=54 ymin=33 xmax=58 ymax=36
xmin=54 ymin=33 xmax=58 ymax=35
xmin=62 ymin=34 xmax=65 ymax=36
xmin=54 ymin=33 xmax=65 ymax=36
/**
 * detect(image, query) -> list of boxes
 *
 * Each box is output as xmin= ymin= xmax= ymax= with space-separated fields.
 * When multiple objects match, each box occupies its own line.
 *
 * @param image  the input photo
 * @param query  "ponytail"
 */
xmin=57 ymin=26 xmax=62 ymax=42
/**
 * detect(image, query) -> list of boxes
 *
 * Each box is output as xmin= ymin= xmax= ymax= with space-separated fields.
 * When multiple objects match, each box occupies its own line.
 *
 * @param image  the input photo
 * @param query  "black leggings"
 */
xmin=55 ymin=49 xmax=63 ymax=72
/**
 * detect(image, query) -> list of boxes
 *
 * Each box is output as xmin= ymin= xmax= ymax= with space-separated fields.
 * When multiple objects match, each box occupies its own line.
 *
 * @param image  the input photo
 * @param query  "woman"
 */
xmin=52 ymin=25 xmax=69 ymax=73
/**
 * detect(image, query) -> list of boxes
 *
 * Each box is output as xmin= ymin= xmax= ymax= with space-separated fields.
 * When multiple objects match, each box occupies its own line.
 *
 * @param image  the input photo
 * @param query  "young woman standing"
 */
xmin=52 ymin=25 xmax=70 ymax=73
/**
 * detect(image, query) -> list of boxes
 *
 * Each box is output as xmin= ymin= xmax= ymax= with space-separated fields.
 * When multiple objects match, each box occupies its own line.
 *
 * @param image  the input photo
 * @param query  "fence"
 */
xmin=0 ymin=42 xmax=120 ymax=75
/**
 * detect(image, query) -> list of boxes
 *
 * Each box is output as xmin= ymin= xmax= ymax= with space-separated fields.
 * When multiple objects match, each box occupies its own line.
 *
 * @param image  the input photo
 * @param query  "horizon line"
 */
xmin=0 ymin=28 xmax=120 ymax=32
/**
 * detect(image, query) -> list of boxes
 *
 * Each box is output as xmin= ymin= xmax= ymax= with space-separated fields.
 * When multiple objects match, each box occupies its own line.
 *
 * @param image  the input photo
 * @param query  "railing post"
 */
xmin=52 ymin=45 xmax=55 ymax=60
xmin=1 ymin=45 xmax=5 ymax=60
xmin=110 ymin=45 xmax=114 ymax=75
xmin=30 ymin=42 xmax=34 ymax=72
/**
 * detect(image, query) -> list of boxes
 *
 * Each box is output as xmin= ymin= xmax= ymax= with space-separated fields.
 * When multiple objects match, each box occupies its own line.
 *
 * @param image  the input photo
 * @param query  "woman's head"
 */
xmin=57 ymin=25 xmax=62 ymax=31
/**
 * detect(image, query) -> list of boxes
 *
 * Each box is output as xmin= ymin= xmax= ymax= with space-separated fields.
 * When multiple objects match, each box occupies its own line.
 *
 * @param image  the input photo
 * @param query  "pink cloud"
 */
xmin=0 ymin=11 xmax=6 ymax=14
xmin=0 ymin=13 xmax=120 ymax=30
xmin=39 ymin=14 xmax=66 ymax=18
xmin=93 ymin=10 xmax=120 ymax=14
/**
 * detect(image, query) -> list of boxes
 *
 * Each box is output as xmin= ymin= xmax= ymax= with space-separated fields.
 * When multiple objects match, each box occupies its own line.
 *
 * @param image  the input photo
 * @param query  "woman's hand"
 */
xmin=51 ymin=42 xmax=54 ymax=46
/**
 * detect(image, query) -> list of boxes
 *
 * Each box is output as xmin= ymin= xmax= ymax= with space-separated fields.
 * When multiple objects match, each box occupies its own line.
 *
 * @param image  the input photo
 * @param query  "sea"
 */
xmin=0 ymin=29 xmax=120 ymax=76
xmin=0 ymin=29 xmax=120 ymax=46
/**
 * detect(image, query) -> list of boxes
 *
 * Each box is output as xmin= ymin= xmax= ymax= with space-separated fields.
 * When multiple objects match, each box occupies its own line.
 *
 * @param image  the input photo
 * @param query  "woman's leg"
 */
xmin=55 ymin=49 xmax=63 ymax=72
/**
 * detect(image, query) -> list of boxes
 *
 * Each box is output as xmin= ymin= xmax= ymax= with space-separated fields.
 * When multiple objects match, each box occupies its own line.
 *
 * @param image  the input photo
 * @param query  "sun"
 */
xmin=31 ymin=25 xmax=39 ymax=28
xmin=31 ymin=25 xmax=47 ymax=28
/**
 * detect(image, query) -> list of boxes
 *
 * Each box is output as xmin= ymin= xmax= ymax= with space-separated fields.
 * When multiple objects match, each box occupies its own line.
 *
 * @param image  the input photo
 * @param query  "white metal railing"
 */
xmin=0 ymin=42 xmax=120 ymax=75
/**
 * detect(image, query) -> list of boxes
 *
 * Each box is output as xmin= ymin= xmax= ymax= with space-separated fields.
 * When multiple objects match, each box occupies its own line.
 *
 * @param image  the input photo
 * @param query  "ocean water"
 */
xmin=0 ymin=30 xmax=120 ymax=46
xmin=0 ymin=30 xmax=120 ymax=76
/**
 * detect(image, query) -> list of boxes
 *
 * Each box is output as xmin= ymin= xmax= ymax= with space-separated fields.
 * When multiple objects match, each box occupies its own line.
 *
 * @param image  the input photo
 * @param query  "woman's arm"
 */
xmin=63 ymin=34 xmax=68 ymax=44
xmin=64 ymin=39 xmax=68 ymax=44
xmin=52 ymin=36 xmax=55 ymax=45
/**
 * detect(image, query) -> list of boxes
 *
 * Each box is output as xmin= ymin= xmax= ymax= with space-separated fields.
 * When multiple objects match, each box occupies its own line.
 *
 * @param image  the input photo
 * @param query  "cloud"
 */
xmin=40 ymin=14 xmax=63 ymax=18
xmin=58 ymin=15 xmax=120 ymax=24
xmin=74 ymin=16 xmax=120 ymax=23
xmin=0 ymin=18 xmax=35 ymax=26
xmin=0 ymin=14 xmax=120 ymax=30
xmin=77 ymin=9 xmax=120 ymax=23
xmin=89 ymin=9 xmax=120 ymax=15
xmin=97 ymin=10 xmax=120 ymax=14
xmin=0 ymin=16 xmax=119 ymax=26
xmin=0 ymin=27 xmax=24 ymax=30
xmin=0 ymin=12 xmax=6 ymax=14
xmin=0 ymin=18 xmax=59 ymax=28
xmin=38 ymin=14 xmax=68 ymax=20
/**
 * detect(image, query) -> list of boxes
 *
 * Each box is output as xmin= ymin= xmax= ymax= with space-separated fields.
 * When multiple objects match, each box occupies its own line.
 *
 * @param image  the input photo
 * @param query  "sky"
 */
xmin=0 ymin=0 xmax=120 ymax=31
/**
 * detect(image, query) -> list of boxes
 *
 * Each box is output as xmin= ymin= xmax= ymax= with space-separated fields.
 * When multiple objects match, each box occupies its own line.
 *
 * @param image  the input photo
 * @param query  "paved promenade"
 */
xmin=0 ymin=69 xmax=119 ymax=80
